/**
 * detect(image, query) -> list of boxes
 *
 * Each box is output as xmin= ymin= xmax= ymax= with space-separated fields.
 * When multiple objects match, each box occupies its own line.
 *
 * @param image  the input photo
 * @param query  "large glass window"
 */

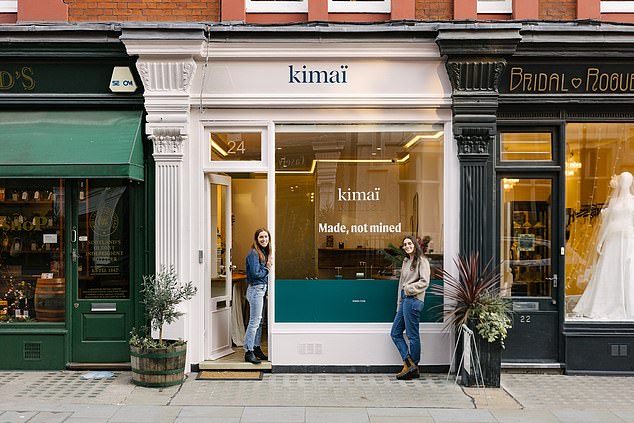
xmin=565 ymin=123 xmax=634 ymax=321
xmin=274 ymin=125 xmax=444 ymax=323
xmin=0 ymin=179 xmax=65 ymax=322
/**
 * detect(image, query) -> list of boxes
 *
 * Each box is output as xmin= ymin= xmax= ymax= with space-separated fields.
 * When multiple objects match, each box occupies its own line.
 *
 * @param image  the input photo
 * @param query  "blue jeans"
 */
xmin=390 ymin=291 xmax=423 ymax=364
xmin=244 ymin=284 xmax=267 ymax=352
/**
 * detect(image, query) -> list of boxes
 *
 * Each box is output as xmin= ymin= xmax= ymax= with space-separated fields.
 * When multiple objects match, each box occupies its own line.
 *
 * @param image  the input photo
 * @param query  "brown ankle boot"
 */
xmin=396 ymin=357 xmax=412 ymax=378
xmin=398 ymin=361 xmax=420 ymax=380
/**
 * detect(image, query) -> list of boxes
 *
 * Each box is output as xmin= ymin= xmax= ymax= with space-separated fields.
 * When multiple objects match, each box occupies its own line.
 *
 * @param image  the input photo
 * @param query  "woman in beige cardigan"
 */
xmin=390 ymin=235 xmax=430 ymax=380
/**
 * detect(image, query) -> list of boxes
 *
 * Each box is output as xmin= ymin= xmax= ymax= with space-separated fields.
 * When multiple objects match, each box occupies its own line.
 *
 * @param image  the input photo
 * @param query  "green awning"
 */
xmin=0 ymin=111 xmax=144 ymax=181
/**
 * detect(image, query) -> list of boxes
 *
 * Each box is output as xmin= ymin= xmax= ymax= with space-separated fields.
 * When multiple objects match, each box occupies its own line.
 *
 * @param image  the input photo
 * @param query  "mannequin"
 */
xmin=573 ymin=171 xmax=634 ymax=320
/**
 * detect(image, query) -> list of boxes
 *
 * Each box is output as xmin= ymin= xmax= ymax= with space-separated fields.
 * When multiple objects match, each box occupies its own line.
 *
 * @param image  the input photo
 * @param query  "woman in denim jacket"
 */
xmin=244 ymin=228 xmax=272 ymax=364
xmin=390 ymin=235 xmax=430 ymax=380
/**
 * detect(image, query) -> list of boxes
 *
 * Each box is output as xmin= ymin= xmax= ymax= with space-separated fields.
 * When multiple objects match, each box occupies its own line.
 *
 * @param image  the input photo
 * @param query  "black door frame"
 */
xmin=495 ymin=124 xmax=566 ymax=363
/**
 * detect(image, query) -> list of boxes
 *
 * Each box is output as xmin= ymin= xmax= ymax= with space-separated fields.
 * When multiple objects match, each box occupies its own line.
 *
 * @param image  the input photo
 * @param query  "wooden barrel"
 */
xmin=34 ymin=278 xmax=65 ymax=322
xmin=130 ymin=342 xmax=187 ymax=388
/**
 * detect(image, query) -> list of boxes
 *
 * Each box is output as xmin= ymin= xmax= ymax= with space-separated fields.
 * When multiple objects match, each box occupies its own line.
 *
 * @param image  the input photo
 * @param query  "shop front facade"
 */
xmin=0 ymin=26 xmax=150 ymax=369
xmin=122 ymin=25 xmax=458 ymax=371
xmin=439 ymin=22 xmax=634 ymax=374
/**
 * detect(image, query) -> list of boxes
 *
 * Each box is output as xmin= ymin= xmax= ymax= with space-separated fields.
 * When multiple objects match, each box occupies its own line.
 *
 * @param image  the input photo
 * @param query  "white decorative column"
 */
xmin=148 ymin=129 xmax=186 ymax=272
xmin=121 ymin=34 xmax=203 ymax=273
xmin=122 ymin=33 xmax=205 ymax=356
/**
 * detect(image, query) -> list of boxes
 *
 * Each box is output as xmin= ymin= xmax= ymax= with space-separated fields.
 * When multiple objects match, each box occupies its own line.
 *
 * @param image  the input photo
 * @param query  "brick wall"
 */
xmin=66 ymin=0 xmax=220 ymax=22
xmin=415 ymin=0 xmax=453 ymax=20
xmin=540 ymin=0 xmax=576 ymax=20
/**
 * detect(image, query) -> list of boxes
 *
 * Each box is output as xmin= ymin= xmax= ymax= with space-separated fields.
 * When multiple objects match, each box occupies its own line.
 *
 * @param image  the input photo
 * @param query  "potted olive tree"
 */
xmin=431 ymin=252 xmax=512 ymax=387
xmin=129 ymin=266 xmax=197 ymax=388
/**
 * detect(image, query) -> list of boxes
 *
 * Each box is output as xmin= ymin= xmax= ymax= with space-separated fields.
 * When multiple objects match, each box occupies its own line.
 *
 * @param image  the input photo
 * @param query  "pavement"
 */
xmin=0 ymin=370 xmax=633 ymax=422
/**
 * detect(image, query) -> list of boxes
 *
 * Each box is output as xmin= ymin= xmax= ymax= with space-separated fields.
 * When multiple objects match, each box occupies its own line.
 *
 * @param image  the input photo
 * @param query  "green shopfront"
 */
xmin=0 ymin=28 xmax=150 ymax=369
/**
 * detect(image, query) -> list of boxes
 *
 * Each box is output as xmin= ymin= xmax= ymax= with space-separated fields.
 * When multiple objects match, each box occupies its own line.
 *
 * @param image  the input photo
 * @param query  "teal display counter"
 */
xmin=275 ymin=279 xmax=443 ymax=323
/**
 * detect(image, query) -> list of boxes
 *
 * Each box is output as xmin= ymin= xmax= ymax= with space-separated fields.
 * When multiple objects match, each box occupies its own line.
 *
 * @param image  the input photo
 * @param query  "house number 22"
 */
xmin=519 ymin=315 xmax=531 ymax=323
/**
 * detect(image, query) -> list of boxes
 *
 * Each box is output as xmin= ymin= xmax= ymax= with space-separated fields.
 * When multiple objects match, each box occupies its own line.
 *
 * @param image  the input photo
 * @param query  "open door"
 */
xmin=206 ymin=174 xmax=234 ymax=360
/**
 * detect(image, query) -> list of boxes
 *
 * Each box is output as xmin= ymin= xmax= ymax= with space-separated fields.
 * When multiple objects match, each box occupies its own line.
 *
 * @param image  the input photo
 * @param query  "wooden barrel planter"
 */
xmin=34 ymin=278 xmax=65 ymax=322
xmin=130 ymin=342 xmax=187 ymax=388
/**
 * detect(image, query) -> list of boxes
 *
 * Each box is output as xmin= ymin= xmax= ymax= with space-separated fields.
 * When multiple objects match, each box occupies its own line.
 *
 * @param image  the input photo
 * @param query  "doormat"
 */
xmin=196 ymin=370 xmax=263 ymax=381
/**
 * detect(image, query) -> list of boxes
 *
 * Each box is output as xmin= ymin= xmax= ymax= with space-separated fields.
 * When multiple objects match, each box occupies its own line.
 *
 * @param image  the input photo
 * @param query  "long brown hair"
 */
xmin=252 ymin=228 xmax=271 ymax=264
xmin=400 ymin=235 xmax=423 ymax=270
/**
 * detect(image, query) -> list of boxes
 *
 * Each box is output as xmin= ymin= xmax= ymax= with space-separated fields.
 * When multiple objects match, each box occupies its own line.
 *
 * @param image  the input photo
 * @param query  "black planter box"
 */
xmin=460 ymin=324 xmax=502 ymax=388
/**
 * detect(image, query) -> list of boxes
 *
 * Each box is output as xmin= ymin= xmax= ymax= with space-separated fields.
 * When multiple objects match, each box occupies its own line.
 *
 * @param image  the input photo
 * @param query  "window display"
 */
xmin=274 ymin=125 xmax=445 ymax=323
xmin=565 ymin=123 xmax=634 ymax=321
xmin=275 ymin=125 xmax=444 ymax=281
xmin=0 ymin=179 xmax=64 ymax=322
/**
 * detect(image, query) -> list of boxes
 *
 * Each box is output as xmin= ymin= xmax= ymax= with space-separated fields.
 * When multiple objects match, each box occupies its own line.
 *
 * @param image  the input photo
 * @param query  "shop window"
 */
xmin=274 ymin=125 xmax=444 ymax=323
xmin=500 ymin=132 xmax=553 ymax=161
xmin=209 ymin=131 xmax=262 ymax=162
xmin=565 ymin=123 xmax=634 ymax=321
xmin=328 ymin=0 xmax=391 ymax=13
xmin=477 ymin=0 xmax=512 ymax=13
xmin=0 ymin=1 xmax=17 ymax=12
xmin=0 ymin=179 xmax=65 ymax=323
xmin=601 ymin=1 xmax=634 ymax=13
xmin=246 ymin=0 xmax=308 ymax=13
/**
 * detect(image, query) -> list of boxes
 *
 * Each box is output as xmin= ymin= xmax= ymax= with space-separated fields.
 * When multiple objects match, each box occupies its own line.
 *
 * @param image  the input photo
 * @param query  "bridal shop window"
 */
xmin=565 ymin=123 xmax=634 ymax=322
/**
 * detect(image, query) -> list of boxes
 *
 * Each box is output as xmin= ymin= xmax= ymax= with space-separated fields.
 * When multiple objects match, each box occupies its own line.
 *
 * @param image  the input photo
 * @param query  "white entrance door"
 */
xmin=207 ymin=173 xmax=234 ymax=360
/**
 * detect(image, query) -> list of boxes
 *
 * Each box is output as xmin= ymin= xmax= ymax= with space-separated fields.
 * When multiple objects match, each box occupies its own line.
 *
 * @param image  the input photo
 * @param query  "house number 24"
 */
xmin=227 ymin=141 xmax=246 ymax=155
xmin=519 ymin=315 xmax=531 ymax=323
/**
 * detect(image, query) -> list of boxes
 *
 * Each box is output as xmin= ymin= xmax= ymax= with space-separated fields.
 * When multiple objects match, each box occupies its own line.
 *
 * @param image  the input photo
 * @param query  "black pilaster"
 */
xmin=436 ymin=26 xmax=521 ymax=263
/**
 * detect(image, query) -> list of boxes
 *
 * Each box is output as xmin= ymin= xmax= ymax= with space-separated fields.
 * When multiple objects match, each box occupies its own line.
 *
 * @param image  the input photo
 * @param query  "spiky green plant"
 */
xmin=140 ymin=266 xmax=197 ymax=346
xmin=430 ymin=252 xmax=512 ymax=345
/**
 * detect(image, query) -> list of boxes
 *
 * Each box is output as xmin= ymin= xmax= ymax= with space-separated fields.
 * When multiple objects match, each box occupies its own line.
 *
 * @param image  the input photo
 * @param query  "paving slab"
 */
xmin=241 ymin=406 xmax=305 ymax=423
xmin=177 ymin=406 xmax=244 ymax=418
xmin=429 ymin=409 xmax=497 ymax=423
xmin=172 ymin=374 xmax=473 ymax=408
xmin=26 ymin=411 xmax=73 ymax=423
xmin=491 ymin=409 xmax=561 ymax=423
xmin=613 ymin=409 xmax=634 ymax=423
xmin=463 ymin=388 xmax=521 ymax=410
xmin=548 ymin=408 xmax=625 ymax=423
xmin=0 ymin=411 xmax=37 ymax=423
xmin=108 ymin=405 xmax=182 ymax=423
xmin=305 ymin=407 xmax=370 ymax=423
xmin=501 ymin=374 xmax=634 ymax=409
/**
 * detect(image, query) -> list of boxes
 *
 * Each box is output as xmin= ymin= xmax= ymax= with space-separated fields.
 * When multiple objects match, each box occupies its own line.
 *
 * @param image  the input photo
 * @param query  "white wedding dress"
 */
xmin=573 ymin=172 xmax=634 ymax=320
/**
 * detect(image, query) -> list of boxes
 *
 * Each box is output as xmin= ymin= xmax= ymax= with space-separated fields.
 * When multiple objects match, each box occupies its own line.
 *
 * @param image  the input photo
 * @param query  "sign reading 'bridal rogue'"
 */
xmin=499 ymin=64 xmax=634 ymax=94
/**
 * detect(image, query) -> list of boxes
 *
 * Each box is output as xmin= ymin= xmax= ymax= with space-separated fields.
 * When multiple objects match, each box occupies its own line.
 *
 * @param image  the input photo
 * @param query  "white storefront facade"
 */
xmin=122 ymin=25 xmax=458 ymax=371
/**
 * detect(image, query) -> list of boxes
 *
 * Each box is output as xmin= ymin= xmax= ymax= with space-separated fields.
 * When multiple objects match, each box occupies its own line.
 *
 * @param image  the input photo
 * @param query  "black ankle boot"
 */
xmin=245 ymin=350 xmax=261 ymax=364
xmin=253 ymin=346 xmax=268 ymax=361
